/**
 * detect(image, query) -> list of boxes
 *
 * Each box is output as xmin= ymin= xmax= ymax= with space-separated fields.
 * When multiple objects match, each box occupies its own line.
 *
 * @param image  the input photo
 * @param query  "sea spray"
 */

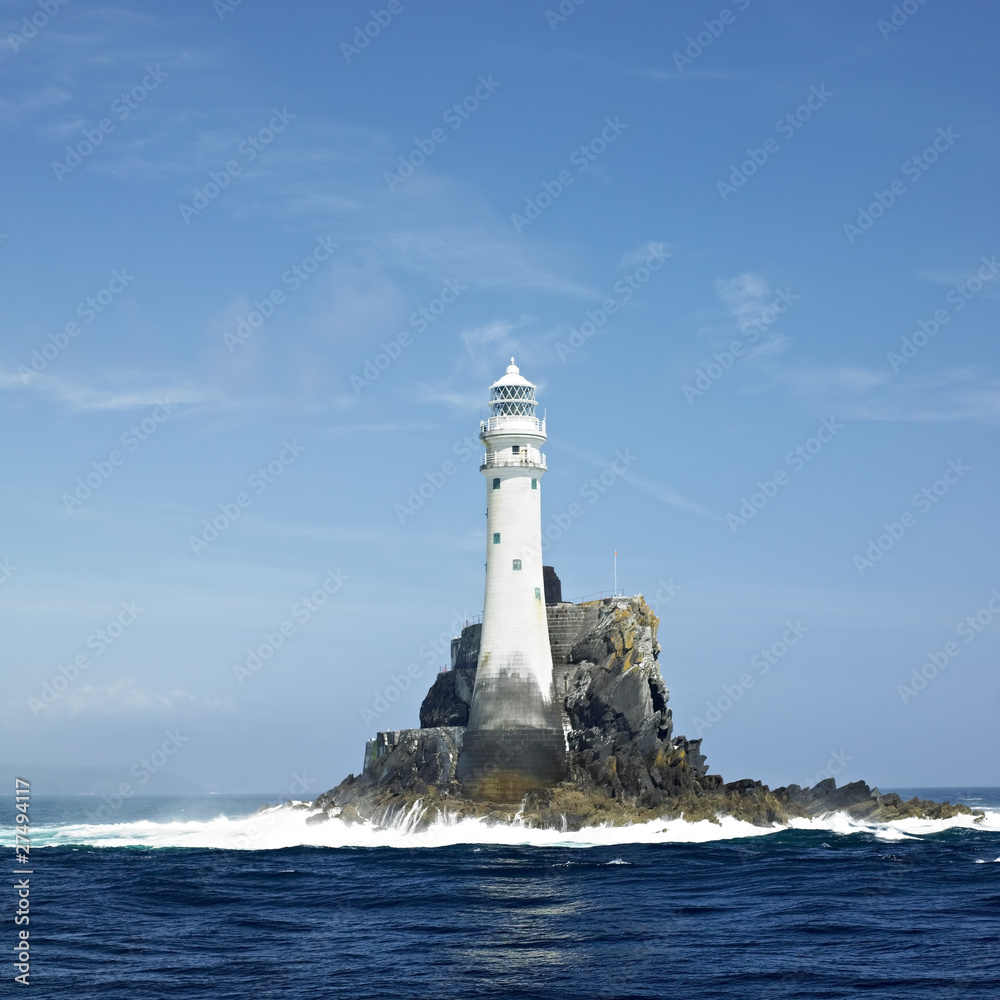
xmin=5 ymin=802 xmax=996 ymax=853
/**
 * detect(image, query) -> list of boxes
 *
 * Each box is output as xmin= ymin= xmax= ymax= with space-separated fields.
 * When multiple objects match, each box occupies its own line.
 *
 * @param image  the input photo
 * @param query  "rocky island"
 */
xmin=312 ymin=593 xmax=981 ymax=831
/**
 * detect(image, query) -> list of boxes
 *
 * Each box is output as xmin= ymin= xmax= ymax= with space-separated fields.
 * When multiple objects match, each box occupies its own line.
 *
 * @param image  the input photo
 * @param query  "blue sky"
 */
xmin=2 ymin=0 xmax=998 ymax=795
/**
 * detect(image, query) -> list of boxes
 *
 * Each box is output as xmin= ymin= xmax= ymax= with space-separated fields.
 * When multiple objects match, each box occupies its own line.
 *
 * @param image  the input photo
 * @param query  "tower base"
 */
xmin=456 ymin=727 xmax=567 ymax=802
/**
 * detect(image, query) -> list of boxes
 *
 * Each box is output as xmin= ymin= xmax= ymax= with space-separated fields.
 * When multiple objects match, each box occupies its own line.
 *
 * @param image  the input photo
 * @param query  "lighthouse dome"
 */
xmin=490 ymin=358 xmax=534 ymax=389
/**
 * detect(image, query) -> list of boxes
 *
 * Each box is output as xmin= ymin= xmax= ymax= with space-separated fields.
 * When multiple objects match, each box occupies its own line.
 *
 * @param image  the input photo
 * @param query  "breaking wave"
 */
xmin=4 ymin=802 xmax=999 ymax=851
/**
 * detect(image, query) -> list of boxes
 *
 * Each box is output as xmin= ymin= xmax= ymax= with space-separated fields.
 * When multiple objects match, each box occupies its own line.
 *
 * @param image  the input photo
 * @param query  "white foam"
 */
xmin=788 ymin=807 xmax=1000 ymax=841
xmin=4 ymin=803 xmax=999 ymax=851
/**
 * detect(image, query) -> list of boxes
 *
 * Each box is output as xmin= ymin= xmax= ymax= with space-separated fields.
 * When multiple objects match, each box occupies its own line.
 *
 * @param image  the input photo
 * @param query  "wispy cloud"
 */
xmin=0 ymin=84 xmax=70 ymax=126
xmin=619 ymin=241 xmax=676 ymax=268
xmin=915 ymin=261 xmax=1000 ymax=300
xmin=762 ymin=365 xmax=1000 ymax=424
xmin=558 ymin=442 xmax=720 ymax=520
xmin=0 ymin=368 xmax=218 ymax=411
xmin=377 ymin=226 xmax=594 ymax=296
xmin=461 ymin=317 xmax=530 ymax=362
xmin=715 ymin=271 xmax=773 ymax=327
xmin=413 ymin=317 xmax=548 ymax=412
xmin=748 ymin=334 xmax=789 ymax=359
xmin=44 ymin=677 xmax=215 ymax=718
xmin=621 ymin=471 xmax=723 ymax=521
xmin=767 ymin=366 xmax=891 ymax=396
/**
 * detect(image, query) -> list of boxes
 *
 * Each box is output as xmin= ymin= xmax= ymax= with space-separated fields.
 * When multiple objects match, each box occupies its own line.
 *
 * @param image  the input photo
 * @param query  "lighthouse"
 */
xmin=456 ymin=360 xmax=567 ymax=800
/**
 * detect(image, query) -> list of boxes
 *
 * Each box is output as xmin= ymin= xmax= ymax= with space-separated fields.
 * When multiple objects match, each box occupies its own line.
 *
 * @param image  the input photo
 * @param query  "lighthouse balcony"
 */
xmin=481 ymin=415 xmax=546 ymax=435
xmin=480 ymin=450 xmax=547 ymax=471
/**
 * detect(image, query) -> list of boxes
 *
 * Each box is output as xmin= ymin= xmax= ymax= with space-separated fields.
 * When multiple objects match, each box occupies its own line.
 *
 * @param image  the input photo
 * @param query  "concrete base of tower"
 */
xmin=456 ymin=727 xmax=567 ymax=802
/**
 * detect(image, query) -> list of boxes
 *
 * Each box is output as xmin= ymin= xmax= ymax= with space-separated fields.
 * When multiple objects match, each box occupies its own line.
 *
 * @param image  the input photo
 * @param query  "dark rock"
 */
xmin=419 ymin=667 xmax=475 ymax=727
xmin=313 ymin=595 xmax=982 ymax=831
xmin=771 ymin=777 xmax=974 ymax=823
xmin=543 ymin=565 xmax=562 ymax=604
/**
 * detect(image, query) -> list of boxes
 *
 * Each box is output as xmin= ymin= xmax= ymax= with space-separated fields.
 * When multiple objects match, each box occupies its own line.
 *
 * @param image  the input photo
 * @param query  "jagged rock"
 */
xmin=772 ymin=778 xmax=975 ymax=823
xmin=419 ymin=667 xmax=476 ymax=727
xmin=314 ymin=595 xmax=982 ymax=830
xmin=314 ymin=727 xmax=464 ymax=818
xmin=364 ymin=727 xmax=464 ymax=790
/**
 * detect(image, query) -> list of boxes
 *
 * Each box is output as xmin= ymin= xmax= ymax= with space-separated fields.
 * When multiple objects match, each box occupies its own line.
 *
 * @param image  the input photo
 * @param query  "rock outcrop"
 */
xmin=313 ymin=596 xmax=981 ymax=830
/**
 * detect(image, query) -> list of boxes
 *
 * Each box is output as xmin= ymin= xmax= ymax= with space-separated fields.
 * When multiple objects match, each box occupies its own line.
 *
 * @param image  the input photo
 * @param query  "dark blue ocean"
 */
xmin=4 ymin=788 xmax=999 ymax=999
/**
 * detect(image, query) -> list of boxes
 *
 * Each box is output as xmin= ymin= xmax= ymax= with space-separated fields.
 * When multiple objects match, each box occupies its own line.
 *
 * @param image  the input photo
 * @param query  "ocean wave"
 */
xmin=4 ymin=803 xmax=999 ymax=851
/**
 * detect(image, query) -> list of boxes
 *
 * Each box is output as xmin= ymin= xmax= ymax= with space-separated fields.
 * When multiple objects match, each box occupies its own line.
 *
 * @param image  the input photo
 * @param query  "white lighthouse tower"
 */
xmin=456 ymin=359 xmax=567 ymax=800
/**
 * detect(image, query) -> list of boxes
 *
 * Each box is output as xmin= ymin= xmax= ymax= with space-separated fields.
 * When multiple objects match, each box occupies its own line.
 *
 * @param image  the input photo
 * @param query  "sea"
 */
xmin=3 ymin=787 xmax=999 ymax=999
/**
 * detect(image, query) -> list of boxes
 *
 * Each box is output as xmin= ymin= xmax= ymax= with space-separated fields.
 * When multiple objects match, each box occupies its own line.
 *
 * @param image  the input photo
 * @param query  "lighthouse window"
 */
xmin=493 ymin=533 xmax=500 ymax=544
xmin=512 ymin=559 xmax=522 ymax=571
xmin=511 ymin=445 xmax=520 ymax=454
xmin=492 ymin=478 xmax=500 ymax=490
xmin=531 ymin=479 xmax=537 ymax=490
xmin=534 ymin=587 xmax=541 ymax=599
